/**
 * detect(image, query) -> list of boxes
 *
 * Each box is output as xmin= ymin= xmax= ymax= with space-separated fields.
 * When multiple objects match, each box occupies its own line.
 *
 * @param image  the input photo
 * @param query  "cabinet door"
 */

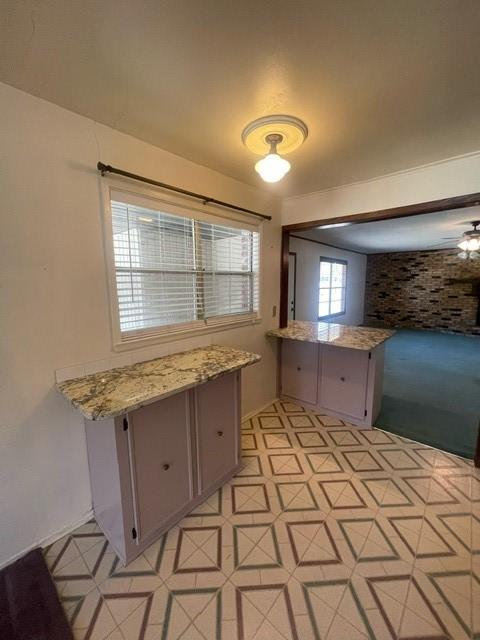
xmin=320 ymin=346 xmax=369 ymax=419
xmin=128 ymin=392 xmax=193 ymax=544
xmin=281 ymin=339 xmax=318 ymax=404
xmin=195 ymin=372 xmax=240 ymax=493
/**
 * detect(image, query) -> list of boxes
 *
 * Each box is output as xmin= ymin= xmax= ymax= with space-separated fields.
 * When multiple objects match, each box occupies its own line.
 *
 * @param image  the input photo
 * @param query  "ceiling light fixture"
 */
xmin=242 ymin=115 xmax=308 ymax=184
xmin=457 ymin=221 xmax=480 ymax=260
xmin=254 ymin=133 xmax=291 ymax=183
xmin=317 ymin=222 xmax=352 ymax=229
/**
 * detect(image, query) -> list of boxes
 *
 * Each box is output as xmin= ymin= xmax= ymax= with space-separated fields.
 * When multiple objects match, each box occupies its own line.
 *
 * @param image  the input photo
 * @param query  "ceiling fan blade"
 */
xmin=427 ymin=240 xmax=458 ymax=248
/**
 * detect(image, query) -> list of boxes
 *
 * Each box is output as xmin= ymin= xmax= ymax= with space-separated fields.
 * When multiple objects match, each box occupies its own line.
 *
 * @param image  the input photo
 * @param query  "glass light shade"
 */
xmin=255 ymin=153 xmax=291 ymax=183
xmin=457 ymin=236 xmax=480 ymax=252
xmin=458 ymin=249 xmax=480 ymax=260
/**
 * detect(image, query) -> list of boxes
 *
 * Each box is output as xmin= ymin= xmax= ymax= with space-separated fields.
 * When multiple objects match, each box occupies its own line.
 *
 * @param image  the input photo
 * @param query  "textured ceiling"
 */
xmin=295 ymin=206 xmax=480 ymax=253
xmin=1 ymin=1 xmax=480 ymax=196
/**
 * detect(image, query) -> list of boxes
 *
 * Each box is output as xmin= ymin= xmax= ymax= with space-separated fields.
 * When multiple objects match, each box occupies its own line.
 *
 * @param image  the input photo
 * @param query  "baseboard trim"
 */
xmin=242 ymin=398 xmax=278 ymax=422
xmin=0 ymin=508 xmax=94 ymax=571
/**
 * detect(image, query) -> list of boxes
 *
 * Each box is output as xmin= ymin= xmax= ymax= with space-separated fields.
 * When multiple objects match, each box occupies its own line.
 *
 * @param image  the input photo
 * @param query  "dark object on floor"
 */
xmin=376 ymin=329 xmax=480 ymax=459
xmin=0 ymin=547 xmax=73 ymax=640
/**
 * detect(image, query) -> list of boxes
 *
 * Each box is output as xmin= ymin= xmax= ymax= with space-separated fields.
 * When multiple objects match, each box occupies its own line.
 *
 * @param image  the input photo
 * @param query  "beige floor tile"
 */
xmin=48 ymin=401 xmax=477 ymax=640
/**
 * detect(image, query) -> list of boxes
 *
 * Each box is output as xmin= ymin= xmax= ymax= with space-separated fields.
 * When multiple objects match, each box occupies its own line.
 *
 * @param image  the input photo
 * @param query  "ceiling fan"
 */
xmin=427 ymin=221 xmax=480 ymax=259
xmin=457 ymin=221 xmax=480 ymax=259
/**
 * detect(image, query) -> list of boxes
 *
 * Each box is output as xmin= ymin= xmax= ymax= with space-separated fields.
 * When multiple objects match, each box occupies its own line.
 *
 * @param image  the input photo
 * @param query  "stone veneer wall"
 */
xmin=364 ymin=249 xmax=480 ymax=335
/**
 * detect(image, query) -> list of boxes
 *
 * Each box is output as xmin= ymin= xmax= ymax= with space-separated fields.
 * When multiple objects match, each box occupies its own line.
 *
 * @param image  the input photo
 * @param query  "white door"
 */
xmin=288 ymin=252 xmax=296 ymax=320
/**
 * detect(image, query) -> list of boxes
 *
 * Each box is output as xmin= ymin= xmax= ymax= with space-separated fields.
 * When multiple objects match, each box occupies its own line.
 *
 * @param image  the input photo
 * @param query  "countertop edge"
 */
xmin=266 ymin=329 xmax=394 ymax=350
xmin=59 ymin=352 xmax=261 ymax=421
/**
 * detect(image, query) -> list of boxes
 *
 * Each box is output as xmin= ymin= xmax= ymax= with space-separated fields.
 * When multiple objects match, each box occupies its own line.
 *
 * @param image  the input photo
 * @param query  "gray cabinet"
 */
xmin=127 ymin=393 xmax=194 ymax=545
xmin=320 ymin=346 xmax=369 ymax=420
xmin=195 ymin=374 xmax=240 ymax=493
xmin=278 ymin=340 xmax=385 ymax=428
xmin=84 ymin=371 xmax=241 ymax=565
xmin=280 ymin=338 xmax=318 ymax=404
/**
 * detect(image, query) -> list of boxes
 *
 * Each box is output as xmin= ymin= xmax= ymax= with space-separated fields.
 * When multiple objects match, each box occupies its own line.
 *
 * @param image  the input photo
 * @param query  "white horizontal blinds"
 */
xmin=110 ymin=196 xmax=260 ymax=338
xmin=252 ymin=231 xmax=260 ymax=312
xmin=111 ymin=201 xmax=198 ymax=334
xmin=319 ymin=259 xmax=347 ymax=318
xmin=198 ymin=221 xmax=259 ymax=319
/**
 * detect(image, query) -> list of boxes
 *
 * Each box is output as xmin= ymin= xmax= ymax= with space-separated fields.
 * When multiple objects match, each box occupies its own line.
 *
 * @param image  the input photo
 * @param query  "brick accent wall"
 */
xmin=365 ymin=249 xmax=480 ymax=335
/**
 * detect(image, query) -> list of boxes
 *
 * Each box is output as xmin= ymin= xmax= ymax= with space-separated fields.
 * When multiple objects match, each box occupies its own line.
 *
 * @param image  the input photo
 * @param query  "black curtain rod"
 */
xmin=97 ymin=162 xmax=272 ymax=221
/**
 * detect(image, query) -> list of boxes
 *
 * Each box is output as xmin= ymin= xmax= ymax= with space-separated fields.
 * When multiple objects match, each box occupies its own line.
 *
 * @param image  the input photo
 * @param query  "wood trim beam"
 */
xmin=283 ymin=191 xmax=480 ymax=232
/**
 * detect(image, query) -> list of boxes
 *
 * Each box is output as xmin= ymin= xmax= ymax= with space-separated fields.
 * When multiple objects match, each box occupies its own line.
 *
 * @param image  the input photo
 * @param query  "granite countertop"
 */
xmin=57 ymin=345 xmax=261 ymax=421
xmin=266 ymin=320 xmax=394 ymax=350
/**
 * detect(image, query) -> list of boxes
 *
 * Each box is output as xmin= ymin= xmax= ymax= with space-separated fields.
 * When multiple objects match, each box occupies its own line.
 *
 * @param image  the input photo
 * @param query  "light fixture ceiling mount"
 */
xmin=242 ymin=115 xmax=308 ymax=183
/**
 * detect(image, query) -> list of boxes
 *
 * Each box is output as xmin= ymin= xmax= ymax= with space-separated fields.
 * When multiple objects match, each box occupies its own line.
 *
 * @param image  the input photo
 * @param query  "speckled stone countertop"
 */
xmin=57 ymin=345 xmax=261 ymax=421
xmin=267 ymin=321 xmax=394 ymax=350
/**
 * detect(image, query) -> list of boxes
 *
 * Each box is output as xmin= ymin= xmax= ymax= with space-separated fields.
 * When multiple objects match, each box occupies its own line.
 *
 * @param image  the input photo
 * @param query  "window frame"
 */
xmin=318 ymin=256 xmax=347 ymax=321
xmin=101 ymin=179 xmax=263 ymax=351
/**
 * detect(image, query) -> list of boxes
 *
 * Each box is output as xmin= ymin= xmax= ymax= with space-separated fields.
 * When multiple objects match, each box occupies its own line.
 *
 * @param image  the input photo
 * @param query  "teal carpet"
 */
xmin=375 ymin=329 xmax=480 ymax=459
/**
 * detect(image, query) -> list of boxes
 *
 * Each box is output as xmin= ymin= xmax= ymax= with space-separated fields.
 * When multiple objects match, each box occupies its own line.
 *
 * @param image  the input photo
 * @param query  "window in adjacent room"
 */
xmin=318 ymin=257 xmax=347 ymax=319
xmin=105 ymin=186 xmax=261 ymax=346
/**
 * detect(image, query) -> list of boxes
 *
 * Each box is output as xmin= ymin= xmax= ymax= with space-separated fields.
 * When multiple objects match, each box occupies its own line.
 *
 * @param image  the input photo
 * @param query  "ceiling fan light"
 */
xmin=457 ymin=221 xmax=480 ymax=255
xmin=458 ymin=237 xmax=480 ymax=252
xmin=255 ymin=153 xmax=291 ymax=183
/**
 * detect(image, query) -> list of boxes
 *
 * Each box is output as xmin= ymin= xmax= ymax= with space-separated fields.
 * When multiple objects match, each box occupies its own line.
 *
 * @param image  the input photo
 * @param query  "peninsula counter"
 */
xmin=267 ymin=321 xmax=394 ymax=428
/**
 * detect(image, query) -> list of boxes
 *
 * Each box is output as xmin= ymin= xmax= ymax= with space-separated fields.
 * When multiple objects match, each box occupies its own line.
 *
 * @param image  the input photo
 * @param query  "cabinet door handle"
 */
xmin=340 ymin=376 xmax=345 ymax=382
xmin=296 ymin=366 xmax=301 ymax=371
xmin=163 ymin=463 xmax=170 ymax=471
xmin=217 ymin=430 xmax=224 ymax=437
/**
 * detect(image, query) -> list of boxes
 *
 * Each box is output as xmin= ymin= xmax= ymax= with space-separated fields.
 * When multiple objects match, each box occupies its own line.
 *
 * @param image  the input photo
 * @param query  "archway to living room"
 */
xmin=279 ymin=192 xmax=480 ymax=464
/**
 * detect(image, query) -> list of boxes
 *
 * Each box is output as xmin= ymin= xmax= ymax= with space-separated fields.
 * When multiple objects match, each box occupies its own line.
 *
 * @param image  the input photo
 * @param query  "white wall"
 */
xmin=0 ymin=82 xmax=281 ymax=567
xmin=282 ymin=151 xmax=480 ymax=226
xmin=289 ymin=236 xmax=366 ymax=325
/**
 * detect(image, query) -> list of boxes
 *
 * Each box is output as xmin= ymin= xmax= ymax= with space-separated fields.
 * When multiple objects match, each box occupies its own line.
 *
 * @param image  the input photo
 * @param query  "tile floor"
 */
xmin=45 ymin=401 xmax=480 ymax=639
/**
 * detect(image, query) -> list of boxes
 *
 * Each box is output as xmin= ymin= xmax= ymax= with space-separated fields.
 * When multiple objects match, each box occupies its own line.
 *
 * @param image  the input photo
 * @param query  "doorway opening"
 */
xmin=280 ymin=192 xmax=480 ymax=462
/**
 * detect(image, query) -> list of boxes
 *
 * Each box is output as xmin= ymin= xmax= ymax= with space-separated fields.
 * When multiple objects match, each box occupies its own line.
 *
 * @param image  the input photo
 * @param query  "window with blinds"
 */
xmin=318 ymin=257 xmax=347 ymax=319
xmin=109 ymin=194 xmax=260 ymax=341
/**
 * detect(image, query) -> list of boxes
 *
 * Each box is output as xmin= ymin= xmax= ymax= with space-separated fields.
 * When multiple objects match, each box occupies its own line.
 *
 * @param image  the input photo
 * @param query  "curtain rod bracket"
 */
xmin=96 ymin=161 xmax=271 ymax=221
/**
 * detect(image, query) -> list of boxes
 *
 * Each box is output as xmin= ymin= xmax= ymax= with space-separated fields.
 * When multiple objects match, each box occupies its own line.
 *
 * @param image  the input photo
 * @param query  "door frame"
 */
xmin=475 ymin=421 xmax=480 ymax=468
xmin=279 ymin=191 xmax=480 ymax=327
xmin=288 ymin=251 xmax=297 ymax=320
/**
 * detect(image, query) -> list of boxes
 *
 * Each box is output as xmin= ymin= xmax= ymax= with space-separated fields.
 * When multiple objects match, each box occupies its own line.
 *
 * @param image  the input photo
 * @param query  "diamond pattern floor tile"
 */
xmin=45 ymin=401 xmax=478 ymax=639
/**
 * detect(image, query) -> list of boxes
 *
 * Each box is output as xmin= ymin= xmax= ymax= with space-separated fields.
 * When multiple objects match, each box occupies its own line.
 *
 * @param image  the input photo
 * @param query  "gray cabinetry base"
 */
xmin=84 ymin=371 xmax=241 ymax=565
xmin=279 ymin=342 xmax=385 ymax=428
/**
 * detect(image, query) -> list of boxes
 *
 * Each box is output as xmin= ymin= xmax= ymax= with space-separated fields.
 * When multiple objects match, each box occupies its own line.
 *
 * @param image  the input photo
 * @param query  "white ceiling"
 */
xmin=1 ymin=1 xmax=480 ymax=196
xmin=295 ymin=206 xmax=480 ymax=253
